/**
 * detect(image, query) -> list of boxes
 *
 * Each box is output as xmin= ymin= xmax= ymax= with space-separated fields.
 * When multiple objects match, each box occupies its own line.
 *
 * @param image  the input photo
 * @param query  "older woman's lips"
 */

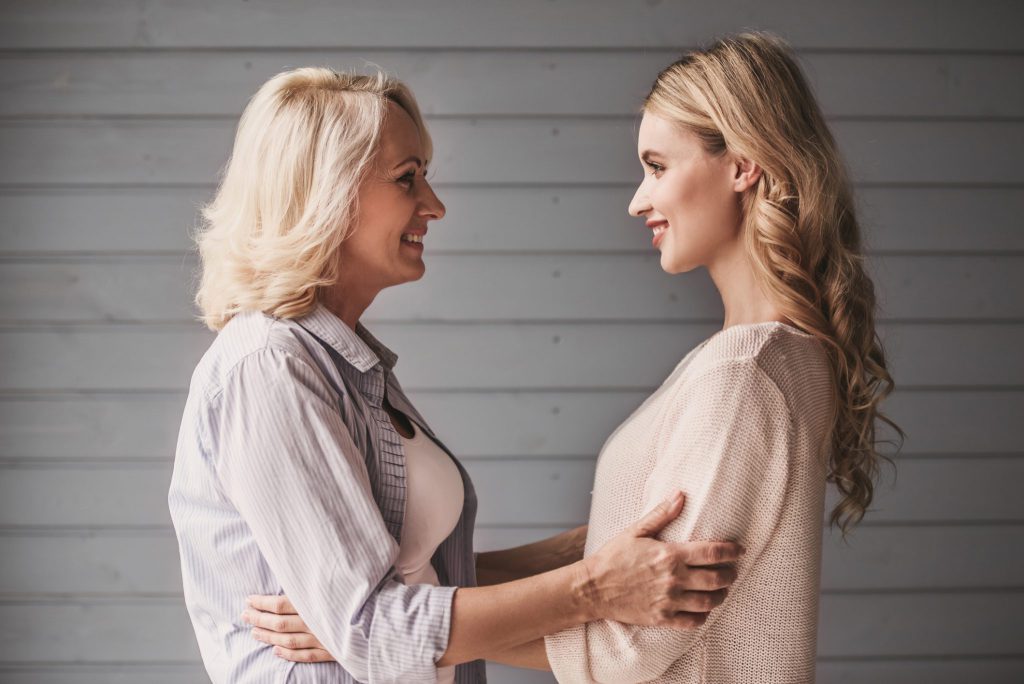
xmin=400 ymin=233 xmax=425 ymax=252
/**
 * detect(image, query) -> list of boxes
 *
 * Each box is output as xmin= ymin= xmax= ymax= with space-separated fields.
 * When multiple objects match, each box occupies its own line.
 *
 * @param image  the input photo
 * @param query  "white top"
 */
xmin=397 ymin=423 xmax=465 ymax=684
xmin=545 ymin=322 xmax=836 ymax=683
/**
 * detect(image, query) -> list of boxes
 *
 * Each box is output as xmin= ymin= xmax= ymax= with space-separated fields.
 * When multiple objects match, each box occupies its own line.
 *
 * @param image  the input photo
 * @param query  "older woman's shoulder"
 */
xmin=190 ymin=310 xmax=323 ymax=400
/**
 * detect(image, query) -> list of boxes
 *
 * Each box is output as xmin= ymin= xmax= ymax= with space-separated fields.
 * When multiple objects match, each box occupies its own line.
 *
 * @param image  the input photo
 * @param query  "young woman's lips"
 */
xmin=650 ymin=223 xmax=669 ymax=249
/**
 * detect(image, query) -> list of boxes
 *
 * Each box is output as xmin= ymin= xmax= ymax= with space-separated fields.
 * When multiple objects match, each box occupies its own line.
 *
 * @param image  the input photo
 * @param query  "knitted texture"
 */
xmin=545 ymin=322 xmax=835 ymax=683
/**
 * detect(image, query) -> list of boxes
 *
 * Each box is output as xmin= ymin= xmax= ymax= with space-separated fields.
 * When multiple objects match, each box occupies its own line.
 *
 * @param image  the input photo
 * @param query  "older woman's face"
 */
xmin=341 ymin=102 xmax=445 ymax=291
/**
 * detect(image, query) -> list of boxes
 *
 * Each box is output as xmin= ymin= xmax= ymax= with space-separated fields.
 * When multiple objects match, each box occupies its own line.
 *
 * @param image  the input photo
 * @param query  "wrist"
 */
xmin=567 ymin=559 xmax=600 ymax=623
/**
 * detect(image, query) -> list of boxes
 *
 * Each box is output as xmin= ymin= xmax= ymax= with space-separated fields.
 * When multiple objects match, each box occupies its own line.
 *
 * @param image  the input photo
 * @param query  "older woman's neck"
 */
xmin=320 ymin=283 xmax=379 ymax=331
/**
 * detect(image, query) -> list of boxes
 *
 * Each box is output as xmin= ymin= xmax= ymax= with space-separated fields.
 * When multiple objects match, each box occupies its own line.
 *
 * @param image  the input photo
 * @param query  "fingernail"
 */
xmin=240 ymin=612 xmax=249 ymax=624
xmin=273 ymin=647 xmax=282 ymax=657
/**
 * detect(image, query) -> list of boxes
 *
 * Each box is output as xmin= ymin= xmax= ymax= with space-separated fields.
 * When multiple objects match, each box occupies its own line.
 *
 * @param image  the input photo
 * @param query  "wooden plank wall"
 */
xmin=1 ymin=1 xmax=1022 ymax=681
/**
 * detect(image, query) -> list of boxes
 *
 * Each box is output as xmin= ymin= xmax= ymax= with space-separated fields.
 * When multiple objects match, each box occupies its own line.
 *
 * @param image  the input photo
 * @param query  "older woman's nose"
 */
xmin=419 ymin=180 xmax=446 ymax=220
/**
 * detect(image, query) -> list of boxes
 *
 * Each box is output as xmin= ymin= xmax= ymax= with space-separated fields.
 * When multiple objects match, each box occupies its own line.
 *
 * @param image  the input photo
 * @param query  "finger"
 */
xmin=631 ymin=492 xmax=686 ymax=537
xmin=247 ymin=594 xmax=296 ymax=615
xmin=659 ymin=611 xmax=708 ymax=631
xmin=684 ymin=566 xmax=738 ymax=591
xmin=674 ymin=540 xmax=745 ymax=566
xmin=241 ymin=609 xmax=306 ymax=633
xmin=251 ymin=628 xmax=323 ymax=651
xmin=273 ymin=646 xmax=335 ymax=663
xmin=673 ymin=588 xmax=728 ymax=614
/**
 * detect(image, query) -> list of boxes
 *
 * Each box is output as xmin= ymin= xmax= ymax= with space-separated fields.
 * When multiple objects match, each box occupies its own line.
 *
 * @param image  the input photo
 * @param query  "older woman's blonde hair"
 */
xmin=193 ymin=67 xmax=430 ymax=331
xmin=644 ymin=33 xmax=903 ymax=535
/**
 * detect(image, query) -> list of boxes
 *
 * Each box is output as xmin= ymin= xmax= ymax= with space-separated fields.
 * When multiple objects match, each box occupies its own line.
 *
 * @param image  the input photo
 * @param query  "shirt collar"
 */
xmin=294 ymin=302 xmax=398 ymax=373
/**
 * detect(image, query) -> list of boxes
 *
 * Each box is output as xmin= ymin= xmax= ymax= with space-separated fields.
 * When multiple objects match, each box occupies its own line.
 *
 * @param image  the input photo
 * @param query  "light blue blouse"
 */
xmin=169 ymin=303 xmax=485 ymax=683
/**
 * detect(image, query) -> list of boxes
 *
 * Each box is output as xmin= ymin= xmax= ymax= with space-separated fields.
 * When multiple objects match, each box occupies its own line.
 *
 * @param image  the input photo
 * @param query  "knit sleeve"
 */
xmin=545 ymin=358 xmax=793 ymax=683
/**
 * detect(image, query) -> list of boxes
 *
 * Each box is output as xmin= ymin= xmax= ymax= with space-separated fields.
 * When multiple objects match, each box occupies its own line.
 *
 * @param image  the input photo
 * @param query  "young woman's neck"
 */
xmin=707 ymin=240 xmax=786 ymax=331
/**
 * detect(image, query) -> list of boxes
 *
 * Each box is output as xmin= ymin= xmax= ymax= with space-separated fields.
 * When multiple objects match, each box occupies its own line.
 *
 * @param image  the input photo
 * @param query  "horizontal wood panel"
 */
xmin=1 ymin=120 xmax=1020 ymax=186
xmin=3 ymin=51 xmax=1022 ymax=119
xmin=1 ymin=661 xmax=1023 ymax=684
xmin=1 ymin=458 xmax=1020 ymax=528
xmin=1 ymin=388 xmax=1019 ymax=459
xmin=1 ymin=186 xmax=1023 ymax=255
xmin=1 ymin=0 xmax=1020 ymax=50
xmin=0 ymin=660 xmax=1021 ymax=684
xmin=0 ymin=593 xmax=1020 ymax=662
xmin=2 ymin=255 xmax=1021 ymax=324
xmin=0 ymin=322 xmax=1020 ymax=397
xmin=4 ymin=525 xmax=1020 ymax=595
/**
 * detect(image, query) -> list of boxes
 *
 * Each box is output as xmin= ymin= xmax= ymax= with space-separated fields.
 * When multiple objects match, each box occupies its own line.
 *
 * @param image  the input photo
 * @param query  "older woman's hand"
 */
xmin=580 ymin=491 xmax=744 ymax=629
xmin=242 ymin=596 xmax=334 ymax=663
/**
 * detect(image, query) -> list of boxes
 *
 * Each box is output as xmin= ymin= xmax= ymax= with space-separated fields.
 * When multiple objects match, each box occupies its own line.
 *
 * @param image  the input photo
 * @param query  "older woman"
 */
xmin=168 ymin=68 xmax=742 ymax=683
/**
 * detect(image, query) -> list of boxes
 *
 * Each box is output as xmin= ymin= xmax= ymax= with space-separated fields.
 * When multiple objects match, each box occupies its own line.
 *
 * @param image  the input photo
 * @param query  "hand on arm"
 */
xmin=248 ymin=493 xmax=743 ymax=669
xmin=544 ymin=360 xmax=793 ymax=684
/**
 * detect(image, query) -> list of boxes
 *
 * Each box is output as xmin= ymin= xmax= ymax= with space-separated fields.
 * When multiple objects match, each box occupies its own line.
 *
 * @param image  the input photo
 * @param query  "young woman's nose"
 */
xmin=628 ymin=181 xmax=652 ymax=217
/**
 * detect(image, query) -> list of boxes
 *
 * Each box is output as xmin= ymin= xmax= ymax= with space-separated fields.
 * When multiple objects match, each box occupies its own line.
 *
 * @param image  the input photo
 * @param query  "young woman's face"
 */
xmin=628 ymin=112 xmax=748 ymax=274
xmin=341 ymin=102 xmax=445 ymax=291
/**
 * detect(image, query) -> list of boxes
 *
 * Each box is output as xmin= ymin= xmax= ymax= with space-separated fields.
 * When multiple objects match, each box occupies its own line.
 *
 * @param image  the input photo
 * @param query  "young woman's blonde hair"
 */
xmin=194 ymin=67 xmax=430 ymax=331
xmin=644 ymin=32 xmax=902 ymax=534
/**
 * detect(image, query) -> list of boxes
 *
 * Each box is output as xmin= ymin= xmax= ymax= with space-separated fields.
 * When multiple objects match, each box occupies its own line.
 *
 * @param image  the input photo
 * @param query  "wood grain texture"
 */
xmin=1 ymin=0 xmax=1020 ymax=50
xmin=2 ymin=51 xmax=1022 ymax=119
xmin=3 ymin=186 xmax=1022 ymax=255
xmin=2 ymin=255 xmax=1021 ymax=323
xmin=0 ymin=457 xmax=1020 ymax=529
xmin=1 ymin=120 xmax=1020 ymax=186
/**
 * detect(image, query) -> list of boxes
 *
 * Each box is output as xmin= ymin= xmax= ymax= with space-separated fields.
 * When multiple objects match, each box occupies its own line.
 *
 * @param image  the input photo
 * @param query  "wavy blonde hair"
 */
xmin=194 ymin=67 xmax=431 ymax=331
xmin=644 ymin=32 xmax=902 ymax=534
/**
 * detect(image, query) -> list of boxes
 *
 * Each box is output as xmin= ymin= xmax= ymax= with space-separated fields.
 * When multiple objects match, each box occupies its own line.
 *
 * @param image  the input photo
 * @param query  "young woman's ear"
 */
xmin=732 ymin=157 xmax=763 ymax=192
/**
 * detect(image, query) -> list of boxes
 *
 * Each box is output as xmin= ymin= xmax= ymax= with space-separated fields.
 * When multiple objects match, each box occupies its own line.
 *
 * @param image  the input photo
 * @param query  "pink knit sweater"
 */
xmin=545 ymin=321 xmax=835 ymax=683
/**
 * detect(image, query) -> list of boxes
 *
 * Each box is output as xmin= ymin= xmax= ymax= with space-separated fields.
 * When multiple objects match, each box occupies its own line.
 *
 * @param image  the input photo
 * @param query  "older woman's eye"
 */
xmin=396 ymin=172 xmax=415 ymax=187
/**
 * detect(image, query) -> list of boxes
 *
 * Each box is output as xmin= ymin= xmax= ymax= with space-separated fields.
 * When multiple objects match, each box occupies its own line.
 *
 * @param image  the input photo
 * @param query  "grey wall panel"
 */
xmin=3 ymin=390 xmax=1017 ymax=460
xmin=2 ymin=661 xmax=1023 ymax=684
xmin=0 ymin=322 xmax=1020 ymax=394
xmin=2 ymin=120 xmax=1021 ymax=186
xmin=0 ymin=457 xmax=1019 ymax=529
xmin=3 ymin=255 xmax=1021 ymax=324
xmin=2 ymin=660 xmax=1023 ymax=684
xmin=3 ymin=51 xmax=1022 ymax=119
xmin=2 ymin=3 xmax=1020 ymax=680
xmin=3 ymin=186 xmax=1022 ymax=255
xmin=3 ymin=525 xmax=1021 ymax=596
xmin=0 ymin=664 xmax=210 ymax=684
xmin=1 ymin=0 xmax=1020 ymax=50
xmin=0 ymin=593 xmax=1020 ymax=662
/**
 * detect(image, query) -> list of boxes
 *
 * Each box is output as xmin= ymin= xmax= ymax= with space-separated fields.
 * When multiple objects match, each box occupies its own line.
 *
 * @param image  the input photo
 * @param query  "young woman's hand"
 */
xmin=242 ymin=596 xmax=334 ymax=663
xmin=580 ymin=491 xmax=743 ymax=629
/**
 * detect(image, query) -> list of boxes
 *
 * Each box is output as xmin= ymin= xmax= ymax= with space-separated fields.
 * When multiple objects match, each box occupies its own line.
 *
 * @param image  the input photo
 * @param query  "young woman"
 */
xmin=168 ymin=68 xmax=744 ymax=684
xmin=249 ymin=32 xmax=901 ymax=682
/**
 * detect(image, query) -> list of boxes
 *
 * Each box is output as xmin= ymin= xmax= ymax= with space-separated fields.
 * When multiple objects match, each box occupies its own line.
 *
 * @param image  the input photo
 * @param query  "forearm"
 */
xmin=475 ymin=525 xmax=587 ymax=584
xmin=437 ymin=559 xmax=593 ymax=667
xmin=485 ymin=639 xmax=550 ymax=670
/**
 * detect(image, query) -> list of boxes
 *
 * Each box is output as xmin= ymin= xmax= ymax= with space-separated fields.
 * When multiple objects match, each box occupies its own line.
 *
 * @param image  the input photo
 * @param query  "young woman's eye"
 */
xmin=645 ymin=160 xmax=665 ymax=175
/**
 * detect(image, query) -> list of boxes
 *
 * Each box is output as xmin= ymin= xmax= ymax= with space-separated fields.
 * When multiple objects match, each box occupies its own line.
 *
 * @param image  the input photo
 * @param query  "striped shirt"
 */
xmin=168 ymin=303 xmax=486 ymax=683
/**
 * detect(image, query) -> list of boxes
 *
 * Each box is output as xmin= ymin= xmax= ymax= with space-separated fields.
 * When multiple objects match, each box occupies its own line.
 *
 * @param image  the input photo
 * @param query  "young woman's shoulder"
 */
xmin=688 ymin=322 xmax=832 ymax=399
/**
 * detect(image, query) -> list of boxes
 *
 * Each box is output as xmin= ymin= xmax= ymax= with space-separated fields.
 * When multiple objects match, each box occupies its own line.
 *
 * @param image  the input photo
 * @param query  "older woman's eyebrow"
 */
xmin=392 ymin=155 xmax=424 ymax=170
